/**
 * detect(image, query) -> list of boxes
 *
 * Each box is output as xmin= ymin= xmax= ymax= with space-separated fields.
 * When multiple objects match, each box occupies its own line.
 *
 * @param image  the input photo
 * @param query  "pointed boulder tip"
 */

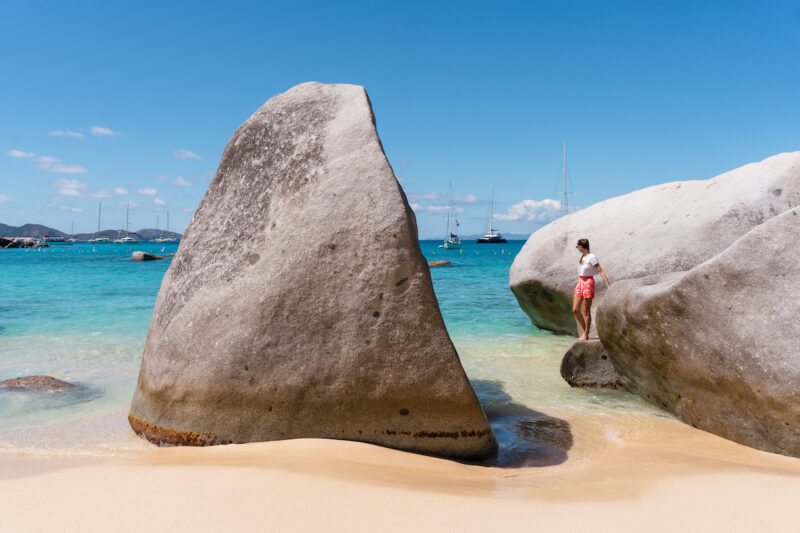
xmin=129 ymin=82 xmax=497 ymax=460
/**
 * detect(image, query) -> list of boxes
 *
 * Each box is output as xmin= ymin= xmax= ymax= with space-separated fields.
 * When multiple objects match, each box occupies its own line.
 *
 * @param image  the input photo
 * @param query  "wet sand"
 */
xmin=3 ymin=410 xmax=800 ymax=532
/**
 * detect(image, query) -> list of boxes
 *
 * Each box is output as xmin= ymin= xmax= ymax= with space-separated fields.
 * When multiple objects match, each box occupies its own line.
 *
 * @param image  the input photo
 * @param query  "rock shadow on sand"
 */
xmin=471 ymin=379 xmax=573 ymax=468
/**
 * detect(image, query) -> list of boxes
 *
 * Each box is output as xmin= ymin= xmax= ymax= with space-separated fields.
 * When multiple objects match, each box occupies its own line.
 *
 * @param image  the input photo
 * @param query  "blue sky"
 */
xmin=1 ymin=1 xmax=799 ymax=238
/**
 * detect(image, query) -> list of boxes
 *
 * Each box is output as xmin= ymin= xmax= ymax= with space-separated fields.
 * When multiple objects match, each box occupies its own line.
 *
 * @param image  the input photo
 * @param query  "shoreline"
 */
xmin=3 ymin=411 xmax=800 ymax=531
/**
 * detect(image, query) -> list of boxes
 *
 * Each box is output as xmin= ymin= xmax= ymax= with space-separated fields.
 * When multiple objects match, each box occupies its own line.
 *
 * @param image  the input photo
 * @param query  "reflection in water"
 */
xmin=472 ymin=379 xmax=573 ymax=467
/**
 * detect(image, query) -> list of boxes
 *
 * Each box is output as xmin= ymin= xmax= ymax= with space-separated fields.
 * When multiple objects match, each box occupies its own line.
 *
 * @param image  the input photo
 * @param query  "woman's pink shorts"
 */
xmin=575 ymin=276 xmax=595 ymax=299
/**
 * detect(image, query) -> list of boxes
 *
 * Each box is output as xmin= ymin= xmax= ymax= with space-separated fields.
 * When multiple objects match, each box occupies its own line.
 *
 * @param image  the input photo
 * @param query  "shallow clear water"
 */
xmin=0 ymin=240 xmax=658 ymax=459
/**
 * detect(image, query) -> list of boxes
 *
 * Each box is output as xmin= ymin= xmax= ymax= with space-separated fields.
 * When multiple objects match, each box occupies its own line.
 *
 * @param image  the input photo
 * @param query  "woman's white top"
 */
xmin=578 ymin=253 xmax=599 ymax=276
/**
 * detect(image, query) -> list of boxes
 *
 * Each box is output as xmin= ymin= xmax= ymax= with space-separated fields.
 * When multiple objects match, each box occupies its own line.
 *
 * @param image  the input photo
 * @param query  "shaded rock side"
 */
xmin=597 ymin=208 xmax=800 ymax=457
xmin=129 ymin=82 xmax=497 ymax=459
xmin=0 ymin=375 xmax=78 ymax=392
xmin=560 ymin=340 xmax=623 ymax=389
xmin=510 ymin=152 xmax=800 ymax=335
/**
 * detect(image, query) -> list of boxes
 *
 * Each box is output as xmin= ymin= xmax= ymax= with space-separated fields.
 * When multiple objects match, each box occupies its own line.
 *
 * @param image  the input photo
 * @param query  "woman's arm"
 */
xmin=596 ymin=264 xmax=611 ymax=287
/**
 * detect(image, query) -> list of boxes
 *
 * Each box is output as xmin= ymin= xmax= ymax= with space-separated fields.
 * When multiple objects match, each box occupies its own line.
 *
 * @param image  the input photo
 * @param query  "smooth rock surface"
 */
xmin=129 ymin=82 xmax=497 ymax=459
xmin=510 ymin=152 xmax=800 ymax=335
xmin=560 ymin=340 xmax=623 ymax=389
xmin=0 ymin=375 xmax=78 ymax=392
xmin=131 ymin=251 xmax=164 ymax=261
xmin=597 ymin=208 xmax=800 ymax=457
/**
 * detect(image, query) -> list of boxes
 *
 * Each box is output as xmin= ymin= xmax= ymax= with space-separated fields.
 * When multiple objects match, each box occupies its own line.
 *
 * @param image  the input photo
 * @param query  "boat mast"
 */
xmin=562 ymin=140 xmax=569 ymax=214
xmin=449 ymin=182 xmax=454 ymax=236
xmin=490 ymin=184 xmax=494 ymax=233
xmin=95 ymin=202 xmax=101 ymax=238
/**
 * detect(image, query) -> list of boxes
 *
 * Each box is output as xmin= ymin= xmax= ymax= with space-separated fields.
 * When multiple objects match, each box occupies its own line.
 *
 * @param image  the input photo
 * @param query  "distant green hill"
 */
xmin=0 ymin=223 xmax=182 ymax=241
xmin=0 ymin=223 xmax=68 ymax=238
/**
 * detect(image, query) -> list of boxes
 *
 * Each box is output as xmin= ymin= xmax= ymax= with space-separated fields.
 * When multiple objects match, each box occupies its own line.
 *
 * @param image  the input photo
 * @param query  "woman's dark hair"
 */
xmin=577 ymin=238 xmax=590 ymax=263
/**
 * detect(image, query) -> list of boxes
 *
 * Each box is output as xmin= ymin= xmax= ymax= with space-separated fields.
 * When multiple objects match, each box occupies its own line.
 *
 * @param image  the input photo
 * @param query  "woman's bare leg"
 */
xmin=580 ymin=298 xmax=593 ymax=340
xmin=573 ymin=293 xmax=586 ymax=337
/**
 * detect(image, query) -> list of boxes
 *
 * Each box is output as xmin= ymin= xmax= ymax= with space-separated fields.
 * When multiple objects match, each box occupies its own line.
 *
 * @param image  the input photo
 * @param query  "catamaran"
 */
xmin=438 ymin=182 xmax=461 ymax=249
xmin=114 ymin=202 xmax=139 ymax=244
xmin=88 ymin=202 xmax=112 ymax=243
xmin=476 ymin=184 xmax=507 ymax=243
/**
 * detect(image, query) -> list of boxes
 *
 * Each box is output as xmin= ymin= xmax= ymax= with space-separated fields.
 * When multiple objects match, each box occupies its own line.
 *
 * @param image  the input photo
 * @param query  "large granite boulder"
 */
xmin=597 ymin=208 xmax=800 ymax=456
xmin=510 ymin=152 xmax=800 ymax=335
xmin=129 ymin=82 xmax=497 ymax=459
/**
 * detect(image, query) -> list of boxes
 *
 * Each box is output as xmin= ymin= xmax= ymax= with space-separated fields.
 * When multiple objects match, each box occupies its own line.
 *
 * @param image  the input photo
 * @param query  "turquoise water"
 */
xmin=0 ymin=240 xmax=657 ymax=459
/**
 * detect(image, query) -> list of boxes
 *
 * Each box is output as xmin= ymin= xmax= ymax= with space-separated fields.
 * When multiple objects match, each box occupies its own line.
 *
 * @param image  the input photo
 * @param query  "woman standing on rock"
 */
xmin=573 ymin=238 xmax=610 ymax=341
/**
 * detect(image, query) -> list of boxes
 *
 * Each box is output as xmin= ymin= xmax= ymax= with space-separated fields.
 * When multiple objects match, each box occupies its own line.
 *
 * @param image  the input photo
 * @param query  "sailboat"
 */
xmin=88 ymin=202 xmax=112 ymax=243
xmin=476 ymin=184 xmax=507 ymax=243
xmin=66 ymin=221 xmax=78 ymax=243
xmin=154 ymin=210 xmax=177 ymax=243
xmin=438 ymin=183 xmax=461 ymax=249
xmin=114 ymin=202 xmax=139 ymax=244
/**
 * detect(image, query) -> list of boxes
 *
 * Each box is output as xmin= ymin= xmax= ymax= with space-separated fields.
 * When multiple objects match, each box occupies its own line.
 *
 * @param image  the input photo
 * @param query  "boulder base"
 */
xmin=129 ymin=82 xmax=497 ymax=460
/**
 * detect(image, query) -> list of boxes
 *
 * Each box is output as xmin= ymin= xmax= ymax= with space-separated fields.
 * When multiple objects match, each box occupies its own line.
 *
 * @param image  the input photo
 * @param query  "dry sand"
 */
xmin=3 ymin=412 xmax=800 ymax=532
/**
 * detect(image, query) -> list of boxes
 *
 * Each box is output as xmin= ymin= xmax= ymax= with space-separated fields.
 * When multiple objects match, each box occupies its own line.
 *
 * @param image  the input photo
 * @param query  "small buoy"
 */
xmin=460 ymin=249 xmax=463 ymax=255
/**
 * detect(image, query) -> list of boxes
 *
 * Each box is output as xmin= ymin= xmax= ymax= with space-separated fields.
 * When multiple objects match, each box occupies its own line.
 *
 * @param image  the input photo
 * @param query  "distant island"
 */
xmin=0 ymin=223 xmax=183 ymax=241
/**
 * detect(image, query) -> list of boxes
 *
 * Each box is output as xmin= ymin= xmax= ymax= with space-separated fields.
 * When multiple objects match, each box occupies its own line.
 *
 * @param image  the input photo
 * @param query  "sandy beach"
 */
xmin=4 ymin=410 xmax=800 ymax=532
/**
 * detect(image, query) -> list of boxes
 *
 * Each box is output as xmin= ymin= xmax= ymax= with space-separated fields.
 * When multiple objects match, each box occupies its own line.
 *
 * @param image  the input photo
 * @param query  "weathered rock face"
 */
xmin=510 ymin=152 xmax=800 ymax=335
xmin=0 ymin=376 xmax=78 ymax=392
xmin=597 ymin=208 xmax=800 ymax=457
xmin=560 ymin=340 xmax=622 ymax=389
xmin=129 ymin=82 xmax=497 ymax=459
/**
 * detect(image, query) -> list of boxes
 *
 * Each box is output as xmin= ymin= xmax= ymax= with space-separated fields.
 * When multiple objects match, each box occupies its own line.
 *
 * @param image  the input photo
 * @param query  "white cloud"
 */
xmin=0 ymin=194 xmax=10 ymax=202
xmin=49 ymin=130 xmax=84 ymax=138
xmin=58 ymin=188 xmax=83 ymax=197
xmin=8 ymin=149 xmax=35 ymax=158
xmin=9 ymin=151 xmax=87 ymax=173
xmin=409 ymin=202 xmax=464 ymax=214
xmin=408 ymin=191 xmax=479 ymax=204
xmin=154 ymin=198 xmax=166 ymax=206
xmin=51 ymin=178 xmax=108 ymax=198
xmin=174 ymin=176 xmax=192 ymax=187
xmin=53 ymin=178 xmax=88 ymax=197
xmin=120 ymin=200 xmax=139 ymax=208
xmin=114 ymin=186 xmax=129 ymax=195
xmin=136 ymin=187 xmax=157 ymax=196
xmin=173 ymin=149 xmax=201 ymax=160
xmin=58 ymin=205 xmax=85 ymax=212
xmin=494 ymin=198 xmax=565 ymax=222
xmin=35 ymin=155 xmax=87 ymax=174
xmin=91 ymin=125 xmax=121 ymax=136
